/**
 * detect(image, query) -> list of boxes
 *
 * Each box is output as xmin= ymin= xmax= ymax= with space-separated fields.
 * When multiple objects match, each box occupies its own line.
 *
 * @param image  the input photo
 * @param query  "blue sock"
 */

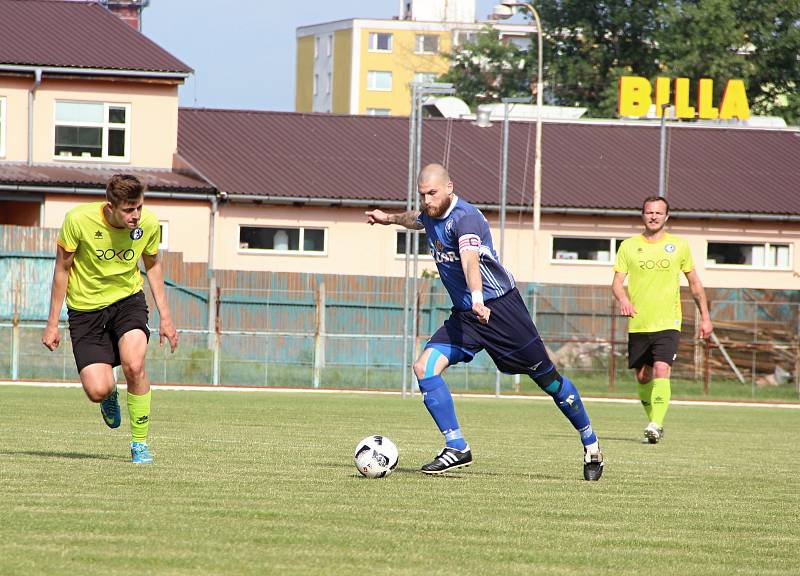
xmin=539 ymin=374 xmax=597 ymax=447
xmin=417 ymin=375 xmax=468 ymax=451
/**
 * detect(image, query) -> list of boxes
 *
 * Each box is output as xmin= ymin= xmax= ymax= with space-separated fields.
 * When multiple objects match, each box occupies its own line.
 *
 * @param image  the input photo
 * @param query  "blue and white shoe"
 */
xmin=100 ymin=385 xmax=121 ymax=429
xmin=131 ymin=442 xmax=153 ymax=464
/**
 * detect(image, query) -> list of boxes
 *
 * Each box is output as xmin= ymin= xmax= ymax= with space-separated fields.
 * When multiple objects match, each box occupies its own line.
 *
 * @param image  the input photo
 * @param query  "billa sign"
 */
xmin=618 ymin=76 xmax=750 ymax=120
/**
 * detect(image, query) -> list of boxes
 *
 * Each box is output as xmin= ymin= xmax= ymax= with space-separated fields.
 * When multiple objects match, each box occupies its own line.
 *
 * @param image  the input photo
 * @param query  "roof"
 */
xmin=0 ymin=163 xmax=214 ymax=194
xmin=0 ymin=0 xmax=191 ymax=75
xmin=177 ymin=108 xmax=800 ymax=216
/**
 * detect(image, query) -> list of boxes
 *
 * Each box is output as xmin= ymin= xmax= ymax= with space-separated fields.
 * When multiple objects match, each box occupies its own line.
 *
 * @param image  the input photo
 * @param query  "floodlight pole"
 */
xmin=658 ymin=103 xmax=670 ymax=198
xmin=500 ymin=96 xmax=532 ymax=263
xmin=403 ymin=82 xmax=455 ymax=400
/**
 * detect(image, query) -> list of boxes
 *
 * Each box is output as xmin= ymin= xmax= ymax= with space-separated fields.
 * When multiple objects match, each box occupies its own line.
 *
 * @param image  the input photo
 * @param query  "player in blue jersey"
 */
xmin=366 ymin=163 xmax=603 ymax=480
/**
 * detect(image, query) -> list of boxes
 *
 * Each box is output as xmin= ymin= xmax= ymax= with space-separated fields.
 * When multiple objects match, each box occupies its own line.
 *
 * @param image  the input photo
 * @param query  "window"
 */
xmin=415 ymin=34 xmax=439 ymax=54
xmin=54 ymin=101 xmax=130 ymax=161
xmin=367 ymin=71 xmax=392 ymax=91
xmin=368 ymin=32 xmax=393 ymax=52
xmin=414 ymin=72 xmax=439 ymax=84
xmin=313 ymin=74 xmax=319 ymax=96
xmin=367 ymin=108 xmax=391 ymax=116
xmin=239 ymin=226 xmax=326 ymax=254
xmin=314 ymin=36 xmax=319 ymax=59
xmin=326 ymin=72 xmax=331 ymax=95
xmin=0 ymin=96 xmax=5 ymax=158
xmin=454 ymin=30 xmax=478 ymax=45
xmin=706 ymin=241 xmax=791 ymax=269
xmin=327 ymin=34 xmax=332 ymax=57
xmin=551 ymin=237 xmax=619 ymax=263
xmin=158 ymin=222 xmax=169 ymax=251
xmin=396 ymin=230 xmax=430 ymax=257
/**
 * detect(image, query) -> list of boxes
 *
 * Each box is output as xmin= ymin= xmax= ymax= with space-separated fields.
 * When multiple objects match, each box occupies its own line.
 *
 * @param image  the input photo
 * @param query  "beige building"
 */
xmin=1 ymin=0 xmax=798 ymax=294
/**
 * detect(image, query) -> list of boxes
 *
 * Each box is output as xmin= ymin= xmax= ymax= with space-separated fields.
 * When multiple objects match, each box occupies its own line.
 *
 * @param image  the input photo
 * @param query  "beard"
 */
xmin=423 ymin=195 xmax=452 ymax=218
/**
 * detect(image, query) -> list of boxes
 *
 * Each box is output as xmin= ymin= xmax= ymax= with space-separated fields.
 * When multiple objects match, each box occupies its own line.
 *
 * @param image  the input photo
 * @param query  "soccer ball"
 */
xmin=354 ymin=435 xmax=399 ymax=478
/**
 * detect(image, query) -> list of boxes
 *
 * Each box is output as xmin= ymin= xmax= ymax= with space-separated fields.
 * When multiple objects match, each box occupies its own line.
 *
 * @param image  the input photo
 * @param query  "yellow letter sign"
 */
xmin=618 ymin=76 xmax=750 ymax=120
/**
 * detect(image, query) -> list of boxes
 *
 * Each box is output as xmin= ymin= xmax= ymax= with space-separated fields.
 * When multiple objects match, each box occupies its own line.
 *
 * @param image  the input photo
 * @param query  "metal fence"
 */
xmin=3 ymin=284 xmax=799 ymax=401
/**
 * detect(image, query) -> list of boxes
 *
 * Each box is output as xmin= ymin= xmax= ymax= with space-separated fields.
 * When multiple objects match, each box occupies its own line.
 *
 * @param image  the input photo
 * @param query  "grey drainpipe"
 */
xmin=28 ymin=68 xmax=43 ymax=166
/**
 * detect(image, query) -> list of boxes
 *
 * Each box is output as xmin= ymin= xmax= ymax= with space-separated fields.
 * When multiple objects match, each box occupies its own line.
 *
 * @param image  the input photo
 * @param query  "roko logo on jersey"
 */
xmin=95 ymin=248 xmax=136 ymax=261
xmin=638 ymin=258 xmax=671 ymax=270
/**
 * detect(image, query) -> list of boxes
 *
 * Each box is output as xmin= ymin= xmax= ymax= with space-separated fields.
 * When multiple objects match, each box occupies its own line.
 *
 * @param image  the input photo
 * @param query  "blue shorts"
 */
xmin=426 ymin=288 xmax=554 ymax=377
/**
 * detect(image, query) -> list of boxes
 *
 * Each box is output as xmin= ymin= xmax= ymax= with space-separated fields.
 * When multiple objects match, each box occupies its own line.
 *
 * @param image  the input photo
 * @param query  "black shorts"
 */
xmin=67 ymin=290 xmax=150 ymax=373
xmin=427 ymin=288 xmax=554 ymax=377
xmin=628 ymin=329 xmax=681 ymax=370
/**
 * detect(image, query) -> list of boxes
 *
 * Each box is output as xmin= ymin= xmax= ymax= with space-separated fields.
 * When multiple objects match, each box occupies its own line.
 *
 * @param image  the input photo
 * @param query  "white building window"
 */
xmin=414 ymin=72 xmax=439 ymax=84
xmin=396 ymin=230 xmax=431 ymax=257
xmin=367 ymin=71 xmax=393 ymax=91
xmin=551 ymin=237 xmax=619 ymax=264
xmin=0 ymin=96 xmax=6 ymax=158
xmin=367 ymin=108 xmax=391 ymax=116
xmin=239 ymin=226 xmax=326 ymax=254
xmin=314 ymin=36 xmax=319 ymax=59
xmin=415 ymin=34 xmax=439 ymax=54
xmin=313 ymin=74 xmax=319 ymax=96
xmin=54 ymin=101 xmax=131 ymax=162
xmin=158 ymin=221 xmax=169 ymax=251
xmin=326 ymin=72 xmax=332 ymax=95
xmin=368 ymin=32 xmax=393 ymax=52
xmin=454 ymin=30 xmax=478 ymax=45
xmin=327 ymin=34 xmax=333 ymax=57
xmin=706 ymin=241 xmax=791 ymax=269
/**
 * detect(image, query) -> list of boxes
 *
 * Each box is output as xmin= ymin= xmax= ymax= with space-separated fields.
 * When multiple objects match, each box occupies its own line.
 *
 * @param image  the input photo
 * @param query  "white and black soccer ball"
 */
xmin=354 ymin=435 xmax=399 ymax=478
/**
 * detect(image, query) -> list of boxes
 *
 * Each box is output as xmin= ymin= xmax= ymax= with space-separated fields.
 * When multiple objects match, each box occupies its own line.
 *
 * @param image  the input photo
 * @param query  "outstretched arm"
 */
xmin=142 ymin=252 xmax=178 ymax=353
xmin=685 ymin=269 xmax=713 ymax=339
xmin=365 ymin=209 xmax=424 ymax=230
xmin=611 ymin=271 xmax=636 ymax=317
xmin=42 ymin=245 xmax=75 ymax=351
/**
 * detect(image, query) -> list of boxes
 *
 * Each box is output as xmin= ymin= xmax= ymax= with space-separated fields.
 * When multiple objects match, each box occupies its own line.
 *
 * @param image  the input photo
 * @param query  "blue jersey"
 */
xmin=416 ymin=196 xmax=515 ymax=310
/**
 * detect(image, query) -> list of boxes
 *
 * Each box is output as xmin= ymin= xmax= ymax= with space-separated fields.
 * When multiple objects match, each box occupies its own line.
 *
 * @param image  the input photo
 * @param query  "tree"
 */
xmin=437 ymin=27 xmax=538 ymax=109
xmin=441 ymin=1 xmax=800 ymax=124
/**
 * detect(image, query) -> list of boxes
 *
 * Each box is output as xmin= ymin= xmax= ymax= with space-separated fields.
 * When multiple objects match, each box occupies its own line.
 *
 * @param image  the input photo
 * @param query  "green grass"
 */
xmin=1 ymin=385 xmax=798 ymax=576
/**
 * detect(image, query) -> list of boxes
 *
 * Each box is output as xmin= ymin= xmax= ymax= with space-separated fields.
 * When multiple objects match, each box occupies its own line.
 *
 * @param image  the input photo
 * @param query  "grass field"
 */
xmin=1 ymin=384 xmax=798 ymax=576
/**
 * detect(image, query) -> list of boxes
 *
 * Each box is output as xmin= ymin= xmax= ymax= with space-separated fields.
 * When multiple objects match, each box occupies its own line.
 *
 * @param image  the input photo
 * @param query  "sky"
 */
xmin=142 ymin=0 xmax=515 ymax=112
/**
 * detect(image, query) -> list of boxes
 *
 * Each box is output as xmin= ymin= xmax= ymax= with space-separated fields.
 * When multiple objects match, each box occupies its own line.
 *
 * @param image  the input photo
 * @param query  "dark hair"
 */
xmin=641 ymin=196 xmax=669 ymax=214
xmin=106 ymin=174 xmax=145 ymax=205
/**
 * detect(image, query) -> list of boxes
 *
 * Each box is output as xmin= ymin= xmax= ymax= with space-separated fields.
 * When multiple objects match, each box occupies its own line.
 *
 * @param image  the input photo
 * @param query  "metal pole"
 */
xmin=501 ymin=101 xmax=510 ymax=263
xmin=402 ymin=83 xmax=417 ymax=400
xmin=658 ymin=103 xmax=669 ymax=197
xmin=411 ymin=90 xmax=425 ymax=398
xmin=531 ymin=5 xmax=543 ymax=284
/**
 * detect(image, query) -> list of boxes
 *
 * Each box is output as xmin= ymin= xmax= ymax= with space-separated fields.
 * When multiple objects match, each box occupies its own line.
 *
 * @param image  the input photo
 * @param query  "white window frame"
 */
xmin=414 ymin=72 xmax=439 ymax=84
xmin=368 ymin=32 xmax=393 ymax=52
xmin=238 ymin=225 xmax=328 ymax=256
xmin=0 ymin=96 xmax=6 ymax=158
xmin=367 ymin=71 xmax=393 ymax=92
xmin=395 ymin=230 xmax=433 ymax=260
xmin=415 ymin=34 xmax=440 ymax=54
xmin=53 ymin=100 xmax=131 ymax=163
xmin=158 ymin=221 xmax=169 ymax=251
xmin=550 ymin=236 xmax=620 ymax=265
xmin=705 ymin=241 xmax=792 ymax=270
xmin=366 ymin=108 xmax=391 ymax=116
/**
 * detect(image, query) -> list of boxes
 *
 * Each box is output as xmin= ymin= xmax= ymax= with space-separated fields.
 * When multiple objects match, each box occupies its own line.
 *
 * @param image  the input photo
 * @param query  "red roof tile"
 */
xmin=0 ymin=162 xmax=214 ymax=193
xmin=0 ymin=0 xmax=191 ymax=74
xmin=178 ymin=108 xmax=800 ymax=216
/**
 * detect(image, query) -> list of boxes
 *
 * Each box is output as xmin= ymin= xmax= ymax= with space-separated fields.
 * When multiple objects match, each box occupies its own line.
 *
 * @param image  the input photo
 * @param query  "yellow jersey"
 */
xmin=614 ymin=232 xmax=694 ymax=333
xmin=57 ymin=202 xmax=160 ymax=311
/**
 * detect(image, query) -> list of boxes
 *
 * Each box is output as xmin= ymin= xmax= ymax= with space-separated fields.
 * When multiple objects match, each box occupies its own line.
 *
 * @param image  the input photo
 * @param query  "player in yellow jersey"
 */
xmin=612 ymin=196 xmax=713 ymax=443
xmin=42 ymin=174 xmax=178 ymax=463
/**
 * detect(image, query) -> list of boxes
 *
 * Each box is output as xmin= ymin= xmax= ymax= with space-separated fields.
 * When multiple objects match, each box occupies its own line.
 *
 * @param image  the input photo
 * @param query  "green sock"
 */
xmin=650 ymin=378 xmax=671 ymax=427
xmin=127 ymin=390 xmax=151 ymax=444
xmin=638 ymin=380 xmax=654 ymax=421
